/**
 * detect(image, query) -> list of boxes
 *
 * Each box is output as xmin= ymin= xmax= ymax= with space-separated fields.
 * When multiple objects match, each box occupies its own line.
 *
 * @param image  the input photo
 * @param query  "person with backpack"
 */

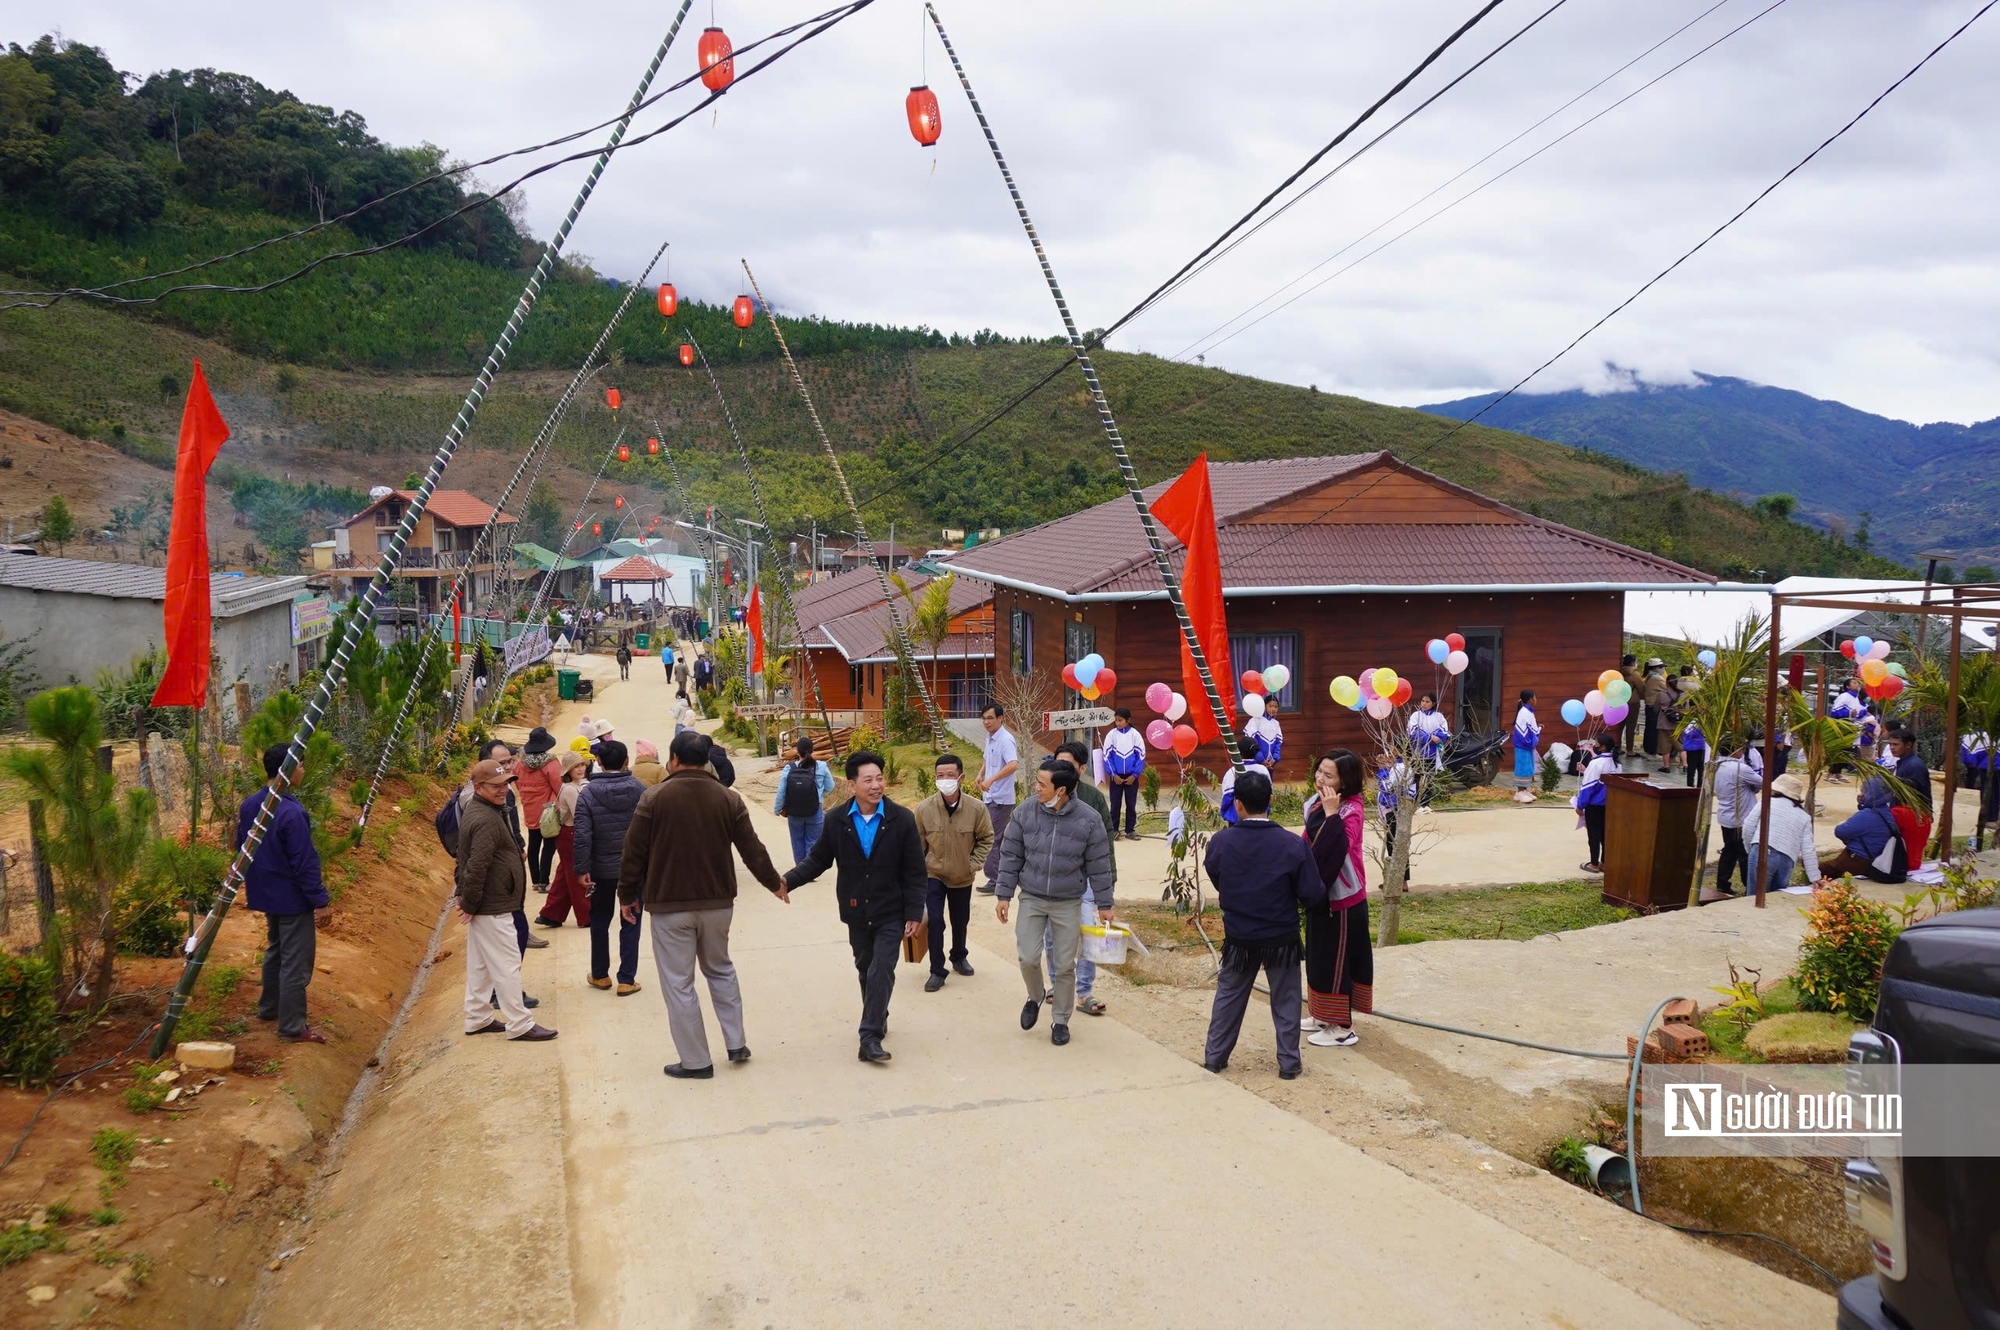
xmin=575 ymin=739 xmax=647 ymax=996
xmin=1824 ymin=779 xmax=1909 ymax=884
xmin=616 ymin=642 xmax=632 ymax=680
xmin=772 ymin=735 xmax=835 ymax=865
xmin=516 ymin=728 xmax=562 ymax=897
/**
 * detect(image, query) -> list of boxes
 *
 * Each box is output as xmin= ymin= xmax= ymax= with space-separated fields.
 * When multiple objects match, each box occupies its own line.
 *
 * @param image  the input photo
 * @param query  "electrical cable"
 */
xmin=649 ymin=415 xmax=725 ymax=637
xmin=1176 ymin=0 xmax=1764 ymax=365
xmin=1217 ymin=0 xmax=1998 ymax=577
xmin=0 ymin=0 xmax=876 ymax=313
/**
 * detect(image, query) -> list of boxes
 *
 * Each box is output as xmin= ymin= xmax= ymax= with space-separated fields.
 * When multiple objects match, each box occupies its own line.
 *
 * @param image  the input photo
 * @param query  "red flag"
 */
xmin=451 ymin=592 xmax=464 ymax=666
xmin=1149 ymin=455 xmax=1230 ymax=745
xmin=149 ymin=360 xmax=231 ymax=708
xmin=745 ymin=584 xmax=765 ymax=674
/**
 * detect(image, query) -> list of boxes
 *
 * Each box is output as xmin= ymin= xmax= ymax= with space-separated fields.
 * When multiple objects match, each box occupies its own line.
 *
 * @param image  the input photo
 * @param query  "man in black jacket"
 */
xmin=575 ymin=738 xmax=645 ymax=995
xmin=783 ymin=750 xmax=925 ymax=1064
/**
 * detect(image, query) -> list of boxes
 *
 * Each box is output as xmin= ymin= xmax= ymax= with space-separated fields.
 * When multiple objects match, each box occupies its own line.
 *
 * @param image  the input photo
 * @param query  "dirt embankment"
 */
xmin=0 ymin=776 xmax=457 ymax=1327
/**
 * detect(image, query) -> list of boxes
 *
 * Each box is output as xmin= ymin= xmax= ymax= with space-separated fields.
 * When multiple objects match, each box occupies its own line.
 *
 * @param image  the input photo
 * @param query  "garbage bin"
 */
xmin=635 ymin=632 xmax=650 ymax=651
xmin=556 ymin=668 xmax=580 ymax=701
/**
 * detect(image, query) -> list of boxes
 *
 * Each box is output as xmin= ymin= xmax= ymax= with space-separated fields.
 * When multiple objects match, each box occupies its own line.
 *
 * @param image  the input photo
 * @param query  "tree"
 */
xmin=523 ymin=479 xmax=563 ymax=547
xmin=893 ymin=570 xmax=955 ymax=727
xmin=1964 ymin=565 xmax=1996 ymax=585
xmin=58 ymin=154 xmax=166 ymax=234
xmin=39 ymin=494 xmax=76 ymax=554
xmin=1753 ymin=493 xmax=1798 ymax=521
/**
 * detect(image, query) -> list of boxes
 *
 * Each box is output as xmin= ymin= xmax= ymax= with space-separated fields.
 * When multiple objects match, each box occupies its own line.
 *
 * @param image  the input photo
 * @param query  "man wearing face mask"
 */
xmin=993 ymin=759 xmax=1115 ymax=1047
xmin=913 ymin=753 xmax=994 ymax=992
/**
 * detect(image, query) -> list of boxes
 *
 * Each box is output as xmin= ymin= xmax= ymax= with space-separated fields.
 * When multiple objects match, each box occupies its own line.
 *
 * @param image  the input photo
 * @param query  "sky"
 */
xmin=22 ymin=0 xmax=2000 ymax=424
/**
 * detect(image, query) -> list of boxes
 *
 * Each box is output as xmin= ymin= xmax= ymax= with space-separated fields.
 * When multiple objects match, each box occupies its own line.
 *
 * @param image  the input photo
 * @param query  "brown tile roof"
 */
xmin=601 ymin=556 xmax=674 ymax=582
xmin=341 ymin=490 xmax=516 ymax=530
xmin=783 ymin=568 xmax=992 ymax=661
xmin=943 ymin=453 xmax=1713 ymax=597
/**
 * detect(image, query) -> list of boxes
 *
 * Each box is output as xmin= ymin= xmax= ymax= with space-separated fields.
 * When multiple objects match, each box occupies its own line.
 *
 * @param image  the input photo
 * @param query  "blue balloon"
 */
xmin=1426 ymin=638 xmax=1449 ymax=664
xmin=1349 ymin=697 xmax=1366 ymax=712
xmin=1073 ymin=660 xmax=1100 ymax=688
xmin=1080 ymin=653 xmax=1104 ymax=674
xmin=1697 ymin=649 xmax=1717 ymax=669
xmin=1853 ymin=636 xmax=1874 ymax=658
xmin=1560 ymin=699 xmax=1587 ymax=727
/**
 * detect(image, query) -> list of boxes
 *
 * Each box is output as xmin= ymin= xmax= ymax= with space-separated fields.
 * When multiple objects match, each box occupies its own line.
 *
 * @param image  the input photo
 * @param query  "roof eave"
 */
xmin=966 ymin=568 xmax=1737 ymax=603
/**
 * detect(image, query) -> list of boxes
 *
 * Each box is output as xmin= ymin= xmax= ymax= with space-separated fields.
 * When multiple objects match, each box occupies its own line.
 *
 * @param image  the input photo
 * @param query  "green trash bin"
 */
xmin=556 ymin=668 xmax=580 ymax=701
xmin=635 ymin=632 xmax=651 ymax=651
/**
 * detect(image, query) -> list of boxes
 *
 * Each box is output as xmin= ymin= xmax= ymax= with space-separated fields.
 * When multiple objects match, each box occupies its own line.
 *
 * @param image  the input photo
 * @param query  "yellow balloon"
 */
xmin=1081 ymin=683 xmax=1101 ymax=701
xmin=1598 ymin=669 xmax=1621 ymax=691
xmin=1330 ymin=676 xmax=1360 ymax=706
xmin=1372 ymin=667 xmax=1397 ymax=697
xmin=1859 ymin=659 xmax=1888 ymax=686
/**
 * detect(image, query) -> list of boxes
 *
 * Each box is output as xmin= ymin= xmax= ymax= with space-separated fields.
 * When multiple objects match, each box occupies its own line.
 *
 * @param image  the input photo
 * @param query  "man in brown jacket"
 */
xmin=617 ymin=730 xmax=788 ymax=1080
xmin=459 ymin=759 xmax=557 ymax=1041
xmin=914 ymin=752 xmax=993 ymax=992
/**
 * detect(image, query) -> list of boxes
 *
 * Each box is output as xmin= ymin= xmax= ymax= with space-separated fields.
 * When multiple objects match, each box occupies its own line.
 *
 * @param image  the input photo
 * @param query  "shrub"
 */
xmin=1141 ymin=764 xmax=1161 ymax=812
xmin=0 ymin=1221 xmax=63 ymax=1267
xmin=1539 ymin=751 xmax=1561 ymax=794
xmin=1548 ymin=1135 xmax=1592 ymax=1187
xmin=120 ymin=837 xmax=227 ymax=958
xmin=915 ymin=764 xmax=934 ymax=796
xmin=1795 ymin=878 xmax=1899 ymax=1022
xmin=0 ymin=953 xmax=64 ymax=1087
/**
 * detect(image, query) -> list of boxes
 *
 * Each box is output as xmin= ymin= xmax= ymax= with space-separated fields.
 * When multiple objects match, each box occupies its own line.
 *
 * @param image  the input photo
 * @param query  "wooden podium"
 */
xmin=1600 ymin=774 xmax=1698 ymax=913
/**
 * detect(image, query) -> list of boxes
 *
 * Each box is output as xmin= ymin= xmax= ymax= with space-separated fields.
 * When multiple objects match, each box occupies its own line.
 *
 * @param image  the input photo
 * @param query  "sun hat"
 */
xmin=558 ymin=748 xmax=588 ymax=776
xmin=523 ymin=727 xmax=555 ymax=755
xmin=1770 ymin=773 xmax=1807 ymax=804
xmin=634 ymin=738 xmax=659 ymax=761
xmin=590 ymin=718 xmax=618 ymax=739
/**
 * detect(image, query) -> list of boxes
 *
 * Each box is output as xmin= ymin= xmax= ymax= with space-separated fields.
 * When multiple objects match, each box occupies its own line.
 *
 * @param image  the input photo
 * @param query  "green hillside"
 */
xmin=0 ymin=33 xmax=1911 ymax=582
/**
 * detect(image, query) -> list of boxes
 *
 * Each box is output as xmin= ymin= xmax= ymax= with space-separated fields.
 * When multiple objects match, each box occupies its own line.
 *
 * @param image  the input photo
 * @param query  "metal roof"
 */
xmin=340 ymin=490 xmax=517 ymax=530
xmin=0 ymin=554 xmax=309 ymax=616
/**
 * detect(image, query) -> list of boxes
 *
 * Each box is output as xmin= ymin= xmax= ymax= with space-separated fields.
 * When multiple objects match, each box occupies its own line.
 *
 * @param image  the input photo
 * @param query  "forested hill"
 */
xmin=0 ymin=35 xmax=1916 ymax=584
xmin=1421 ymin=374 xmax=2000 ymax=566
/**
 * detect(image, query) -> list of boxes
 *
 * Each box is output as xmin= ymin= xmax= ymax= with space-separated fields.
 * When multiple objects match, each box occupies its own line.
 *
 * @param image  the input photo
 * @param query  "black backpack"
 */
xmin=782 ymin=761 xmax=820 ymax=819
xmin=435 ymin=793 xmax=461 ymax=857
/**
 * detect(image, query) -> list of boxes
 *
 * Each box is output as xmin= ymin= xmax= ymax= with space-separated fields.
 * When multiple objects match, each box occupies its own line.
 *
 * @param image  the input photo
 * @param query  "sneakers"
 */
xmin=586 ymin=975 xmax=612 ymax=990
xmin=616 ymin=981 xmax=641 ymax=996
xmin=1020 ymin=999 xmax=1041 ymax=1031
xmin=523 ymin=934 xmax=551 ymax=949
xmin=1299 ymin=1015 xmax=1321 ymax=1033
xmin=924 ymin=973 xmax=946 ymax=992
xmin=1307 ymin=1026 xmax=1358 ymax=1048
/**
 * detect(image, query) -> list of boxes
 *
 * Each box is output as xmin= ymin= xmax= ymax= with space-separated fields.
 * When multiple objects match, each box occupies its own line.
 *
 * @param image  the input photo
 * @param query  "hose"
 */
xmin=1624 ymin=995 xmax=1684 ymax=1218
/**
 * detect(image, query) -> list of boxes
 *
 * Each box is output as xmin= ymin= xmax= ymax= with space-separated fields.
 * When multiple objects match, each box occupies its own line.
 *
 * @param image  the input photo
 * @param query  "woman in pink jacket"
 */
xmin=1301 ymin=748 xmax=1373 ymax=1048
xmin=516 ymin=728 xmax=564 ymax=895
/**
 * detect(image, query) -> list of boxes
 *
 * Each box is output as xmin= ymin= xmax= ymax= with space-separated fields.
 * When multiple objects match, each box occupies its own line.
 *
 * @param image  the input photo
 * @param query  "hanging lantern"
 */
xmin=616 ymin=443 xmax=631 ymax=463
xmin=656 ymin=283 xmax=678 ymax=317
xmin=605 ymin=387 xmax=622 ymax=410
xmin=698 ymin=27 xmax=734 ymax=91
xmin=906 ymin=85 xmax=941 ymax=146
xmin=591 ymin=522 xmax=602 ymax=536
xmin=646 ymin=436 xmax=660 ymax=455
xmin=574 ymin=520 xmax=584 ymax=531
xmin=614 ymin=495 xmax=626 ymax=510
xmin=732 ymin=295 xmax=754 ymax=328
xmin=679 ymin=343 xmax=695 ymax=367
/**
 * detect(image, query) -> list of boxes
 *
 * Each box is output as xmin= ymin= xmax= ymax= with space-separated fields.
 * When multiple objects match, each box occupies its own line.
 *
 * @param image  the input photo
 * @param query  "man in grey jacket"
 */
xmin=575 ymin=738 xmax=645 ymax=995
xmin=993 ymin=759 xmax=1115 ymax=1047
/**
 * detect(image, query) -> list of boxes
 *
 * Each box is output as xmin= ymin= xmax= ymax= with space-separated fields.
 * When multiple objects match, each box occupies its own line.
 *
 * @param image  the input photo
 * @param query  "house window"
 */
xmin=1457 ymin=629 xmax=1503 ymax=735
xmin=949 ymin=673 xmax=994 ymax=717
xmin=1229 ymin=632 xmax=1301 ymax=709
xmin=435 ymin=527 xmax=455 ymax=553
xmin=1009 ymin=607 xmax=1033 ymax=676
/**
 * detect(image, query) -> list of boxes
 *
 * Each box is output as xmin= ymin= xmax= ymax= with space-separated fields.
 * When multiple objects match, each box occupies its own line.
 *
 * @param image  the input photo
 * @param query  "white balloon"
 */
xmin=1366 ymin=696 xmax=1393 ymax=719
xmin=1260 ymin=663 xmax=1291 ymax=692
xmin=1865 ymin=640 xmax=1892 ymax=661
xmin=1445 ymin=649 xmax=1469 ymax=676
xmin=1165 ymin=691 xmax=1188 ymax=722
xmin=1242 ymin=693 xmax=1266 ymax=718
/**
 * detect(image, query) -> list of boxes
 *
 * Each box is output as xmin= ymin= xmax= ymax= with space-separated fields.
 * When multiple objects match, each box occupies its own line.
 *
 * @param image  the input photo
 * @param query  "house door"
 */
xmin=1063 ymin=620 xmax=1096 ymax=743
xmin=1457 ymin=629 xmax=1503 ymax=736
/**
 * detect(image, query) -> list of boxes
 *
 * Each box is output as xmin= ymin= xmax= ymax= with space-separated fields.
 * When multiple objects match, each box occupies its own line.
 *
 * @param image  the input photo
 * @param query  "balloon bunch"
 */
xmin=1060 ymin=653 xmax=1118 ymax=702
xmin=1238 ymin=664 xmax=1290 ymax=717
xmin=1329 ymin=666 xmax=1412 ymax=720
xmin=1424 ymin=632 xmax=1470 ymax=676
xmin=1565 ymin=668 xmax=1634 ymax=733
xmin=1143 ymin=680 xmax=1198 ymax=758
xmin=1842 ymin=637 xmax=1907 ymax=701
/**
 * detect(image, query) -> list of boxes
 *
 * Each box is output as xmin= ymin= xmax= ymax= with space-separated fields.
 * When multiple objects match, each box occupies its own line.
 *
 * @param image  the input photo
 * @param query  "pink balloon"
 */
xmin=1365 ymin=696 xmax=1393 ymax=719
xmin=1145 ymin=719 xmax=1173 ymax=750
xmin=1145 ymin=681 xmax=1173 ymax=713
xmin=1165 ymin=691 xmax=1188 ymax=722
xmin=1357 ymin=668 xmax=1378 ymax=700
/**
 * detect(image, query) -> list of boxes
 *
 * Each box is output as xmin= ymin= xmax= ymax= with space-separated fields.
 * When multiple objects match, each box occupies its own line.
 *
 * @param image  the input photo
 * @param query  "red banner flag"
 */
xmin=452 ymin=592 xmax=463 ymax=666
xmin=1149 ymin=454 xmax=1230 ymax=746
xmin=745 ymin=584 xmax=765 ymax=674
xmin=149 ymin=360 xmax=231 ymax=708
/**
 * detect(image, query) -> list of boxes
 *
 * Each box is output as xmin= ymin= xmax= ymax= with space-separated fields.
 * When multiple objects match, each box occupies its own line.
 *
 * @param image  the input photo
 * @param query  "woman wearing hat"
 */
xmin=535 ymin=748 xmax=592 ymax=929
xmin=517 ymin=728 xmax=563 ymax=895
xmin=632 ymin=738 xmax=665 ymax=786
xmin=1744 ymin=772 xmax=1822 ymax=895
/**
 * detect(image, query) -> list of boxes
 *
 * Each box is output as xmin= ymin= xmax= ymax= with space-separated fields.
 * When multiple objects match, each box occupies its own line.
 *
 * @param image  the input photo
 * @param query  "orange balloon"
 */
xmin=1860 ymin=659 xmax=1888 ymax=686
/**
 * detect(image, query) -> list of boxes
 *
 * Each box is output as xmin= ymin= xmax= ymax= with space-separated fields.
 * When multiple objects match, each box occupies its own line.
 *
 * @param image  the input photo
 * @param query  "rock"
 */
xmin=26 ymin=1207 xmax=47 ymax=1231
xmin=267 ymin=1258 xmax=283 ymax=1272
xmin=94 ymin=1272 xmax=132 ymax=1301
xmin=177 ymin=1040 xmax=236 ymax=1071
xmin=154 ymin=1069 xmax=181 ymax=1085
xmin=27 ymin=1285 xmax=57 ymax=1303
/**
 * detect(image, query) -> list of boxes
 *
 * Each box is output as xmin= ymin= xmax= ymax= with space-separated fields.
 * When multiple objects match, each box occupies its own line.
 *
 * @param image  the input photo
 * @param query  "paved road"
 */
xmin=530 ymin=661 xmax=1701 ymax=1326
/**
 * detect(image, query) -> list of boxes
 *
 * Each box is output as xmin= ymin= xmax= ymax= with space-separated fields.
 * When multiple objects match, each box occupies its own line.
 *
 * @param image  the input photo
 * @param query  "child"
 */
xmin=1572 ymin=740 xmax=1619 ymax=873
xmin=1375 ymin=750 xmax=1416 ymax=880
xmin=1681 ymin=719 xmax=1707 ymax=789
xmin=1511 ymin=689 xmax=1541 ymax=803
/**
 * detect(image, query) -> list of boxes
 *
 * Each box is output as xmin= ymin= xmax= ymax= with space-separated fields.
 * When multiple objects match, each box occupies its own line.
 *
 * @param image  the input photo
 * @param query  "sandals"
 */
xmin=1078 ymin=996 xmax=1107 ymax=1017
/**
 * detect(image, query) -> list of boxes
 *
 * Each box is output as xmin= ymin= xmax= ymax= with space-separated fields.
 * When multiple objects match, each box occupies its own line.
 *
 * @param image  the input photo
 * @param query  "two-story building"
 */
xmin=326 ymin=489 xmax=516 ymax=615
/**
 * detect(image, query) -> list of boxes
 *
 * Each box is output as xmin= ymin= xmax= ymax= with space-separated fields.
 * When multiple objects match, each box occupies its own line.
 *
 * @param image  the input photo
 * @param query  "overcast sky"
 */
xmin=25 ymin=0 xmax=2000 ymax=423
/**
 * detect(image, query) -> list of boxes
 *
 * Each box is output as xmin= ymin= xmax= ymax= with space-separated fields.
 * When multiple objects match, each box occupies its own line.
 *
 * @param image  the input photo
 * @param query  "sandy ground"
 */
xmin=262 ymin=655 xmax=1831 ymax=1327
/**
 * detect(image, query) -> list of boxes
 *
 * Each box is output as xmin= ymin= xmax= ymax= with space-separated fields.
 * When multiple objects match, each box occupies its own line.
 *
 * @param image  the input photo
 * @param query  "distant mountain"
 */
xmin=1420 ymin=374 xmax=2000 ymax=564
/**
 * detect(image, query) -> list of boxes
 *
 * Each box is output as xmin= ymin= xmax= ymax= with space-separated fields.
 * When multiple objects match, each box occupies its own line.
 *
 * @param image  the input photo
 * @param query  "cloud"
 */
xmin=26 ymin=0 xmax=2000 ymax=422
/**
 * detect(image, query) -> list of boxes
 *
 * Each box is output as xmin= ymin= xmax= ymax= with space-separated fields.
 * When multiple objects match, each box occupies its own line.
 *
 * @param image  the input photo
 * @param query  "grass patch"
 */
xmin=90 ymin=1208 xmax=122 ymax=1227
xmin=1701 ymin=978 xmax=1802 ymax=1063
xmin=91 ymin=1127 xmax=137 ymax=1178
xmin=1380 ymin=880 xmax=1636 ymax=944
xmin=0 ymin=1221 xmax=65 ymax=1266
xmin=204 ymin=964 xmax=245 ymax=1003
xmin=120 ymin=1064 xmax=172 ymax=1115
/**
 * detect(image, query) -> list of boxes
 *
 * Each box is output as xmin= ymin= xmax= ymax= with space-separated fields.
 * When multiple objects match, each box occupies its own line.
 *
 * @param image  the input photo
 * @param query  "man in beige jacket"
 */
xmin=914 ymin=753 xmax=994 ymax=993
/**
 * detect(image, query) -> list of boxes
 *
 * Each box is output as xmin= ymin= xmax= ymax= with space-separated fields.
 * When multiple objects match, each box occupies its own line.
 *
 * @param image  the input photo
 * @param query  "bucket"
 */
xmin=1080 ymin=922 xmax=1147 ymax=966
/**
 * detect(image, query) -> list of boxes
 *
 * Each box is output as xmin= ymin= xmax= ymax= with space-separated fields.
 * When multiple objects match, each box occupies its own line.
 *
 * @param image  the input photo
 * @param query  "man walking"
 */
xmin=616 ymin=641 xmax=632 ymax=680
xmin=773 ymin=734 xmax=835 ymax=864
xmin=617 ymin=731 xmax=788 ymax=1079
xmin=974 ymin=703 xmax=1019 ymax=894
xmin=1712 ymin=734 xmax=1762 ymax=896
xmin=993 ymin=759 xmax=1114 ymax=1047
xmin=913 ymin=753 xmax=993 ymax=992
xmin=1201 ymin=771 xmax=1325 ymax=1079
xmin=238 ymin=743 xmax=330 ymax=1044
xmin=1101 ymin=709 xmax=1146 ymax=841
xmin=1053 ymin=741 xmax=1116 ymax=1018
xmin=459 ymin=759 xmax=557 ymax=1041
xmin=575 ymin=738 xmax=645 ymax=996
xmin=783 ymin=751 xmax=927 ymax=1064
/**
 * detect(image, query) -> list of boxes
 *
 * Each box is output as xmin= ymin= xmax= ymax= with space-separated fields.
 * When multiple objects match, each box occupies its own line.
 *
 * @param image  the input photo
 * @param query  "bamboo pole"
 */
xmin=1937 ymin=587 xmax=1963 ymax=857
xmin=1755 ymin=598 xmax=1782 ymax=908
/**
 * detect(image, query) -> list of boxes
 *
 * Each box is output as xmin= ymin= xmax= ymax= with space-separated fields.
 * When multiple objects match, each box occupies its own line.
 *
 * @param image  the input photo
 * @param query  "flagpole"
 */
xmin=923 ymin=3 xmax=1241 ymax=770
xmin=148 ymin=1 xmax=696 ymax=1058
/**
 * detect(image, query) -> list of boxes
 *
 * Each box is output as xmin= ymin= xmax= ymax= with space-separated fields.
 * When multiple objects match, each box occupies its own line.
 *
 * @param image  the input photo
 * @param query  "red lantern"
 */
xmin=905 ymin=85 xmax=941 ymax=146
xmin=591 ymin=522 xmax=602 ymax=536
xmin=616 ymin=444 xmax=630 ymax=463
xmin=613 ymin=495 xmax=626 ymax=510
xmin=606 ymin=387 xmax=621 ymax=410
xmin=656 ymin=283 xmax=678 ymax=317
xmin=698 ymin=27 xmax=734 ymax=92
xmin=647 ymin=436 xmax=661 ymax=455
xmin=732 ymin=295 xmax=754 ymax=329
xmin=574 ymin=520 xmax=584 ymax=531
xmin=679 ymin=344 xmax=695 ymax=367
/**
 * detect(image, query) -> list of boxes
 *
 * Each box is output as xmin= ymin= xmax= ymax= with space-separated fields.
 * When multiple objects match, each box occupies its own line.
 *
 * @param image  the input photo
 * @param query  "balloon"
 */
xmin=1166 ymin=691 xmax=1188 ymax=722
xmin=1877 ymin=675 xmax=1905 ymax=700
xmin=1445 ymin=632 xmax=1465 ymax=652
xmin=1598 ymin=669 xmax=1621 ymax=691
xmin=1865 ymin=640 xmax=1891 ymax=662
xmin=1146 ymin=719 xmax=1173 ymax=750
xmin=1073 ymin=659 xmax=1100 ymax=689
xmin=1349 ymin=697 xmax=1366 ymax=712
xmin=1372 ymin=667 xmax=1398 ymax=698
xmin=1426 ymin=638 xmax=1449 ymax=664
xmin=1095 ymin=667 xmax=1118 ymax=695
xmin=1561 ymin=699 xmax=1588 ymax=726
xmin=1583 ymin=690 xmax=1605 ymax=717
xmin=1605 ymin=679 xmax=1632 ymax=705
xmin=1261 ymin=663 xmax=1290 ymax=693
xmin=1366 ymin=696 xmax=1394 ymax=720
xmin=1330 ymin=676 xmax=1360 ymax=707
xmin=1853 ymin=636 xmax=1875 ymax=658
xmin=1839 ymin=639 xmax=1858 ymax=659
xmin=1604 ymin=701 xmax=1630 ymax=726
xmin=1171 ymin=724 xmax=1199 ymax=758
xmin=1061 ymin=663 xmax=1082 ymax=691
xmin=1886 ymin=662 xmax=1907 ymax=679
xmin=1697 ymin=649 xmax=1718 ymax=669
xmin=1241 ymin=669 xmax=1266 ymax=696
xmin=1391 ymin=679 xmax=1412 ymax=707
xmin=1145 ymin=681 xmax=1173 ymax=713
xmin=1860 ymin=659 xmax=1888 ymax=686
xmin=1445 ymin=650 xmax=1468 ymax=676
xmin=1243 ymin=693 xmax=1266 ymax=719
xmin=1080 ymin=684 xmax=1101 ymax=701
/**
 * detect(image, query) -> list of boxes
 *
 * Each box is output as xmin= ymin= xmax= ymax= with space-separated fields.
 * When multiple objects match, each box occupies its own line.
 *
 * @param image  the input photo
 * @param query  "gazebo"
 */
xmin=601 ymin=555 xmax=673 ymax=608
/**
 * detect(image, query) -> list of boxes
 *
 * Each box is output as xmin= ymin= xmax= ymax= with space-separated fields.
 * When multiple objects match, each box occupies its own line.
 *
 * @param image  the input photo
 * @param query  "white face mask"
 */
xmin=1040 ymin=795 xmax=1060 ymax=810
xmin=935 ymin=778 xmax=959 ymax=797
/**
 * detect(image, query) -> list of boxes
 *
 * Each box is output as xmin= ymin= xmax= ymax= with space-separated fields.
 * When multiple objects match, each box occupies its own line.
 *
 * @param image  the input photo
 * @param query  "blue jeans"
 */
xmin=1746 ymin=846 xmax=1795 ymax=896
xmin=788 ymin=811 xmax=824 ymax=866
xmin=1046 ymin=893 xmax=1098 ymax=997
